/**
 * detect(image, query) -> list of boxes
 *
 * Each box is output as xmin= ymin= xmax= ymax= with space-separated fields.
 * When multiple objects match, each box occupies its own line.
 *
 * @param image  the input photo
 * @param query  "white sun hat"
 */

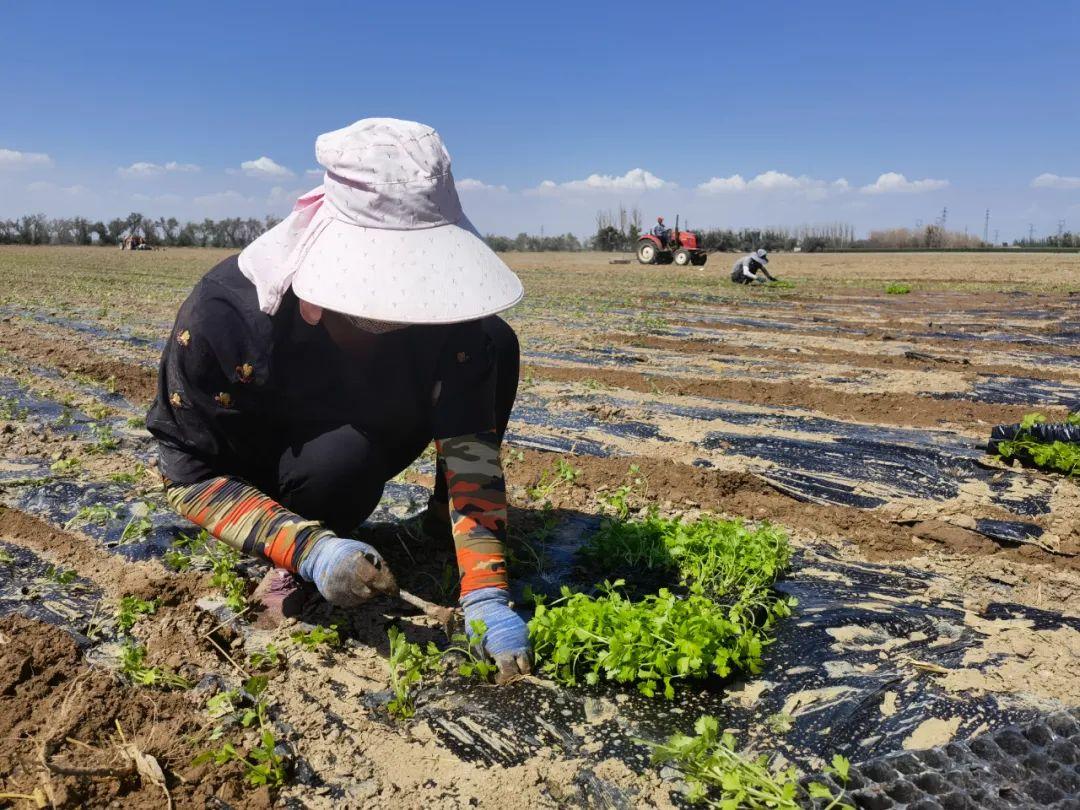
xmin=238 ymin=117 xmax=523 ymax=324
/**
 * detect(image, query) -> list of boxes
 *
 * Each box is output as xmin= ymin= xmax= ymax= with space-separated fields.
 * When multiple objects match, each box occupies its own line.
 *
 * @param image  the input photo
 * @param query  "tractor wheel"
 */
xmin=691 ymin=253 xmax=708 ymax=266
xmin=637 ymin=241 xmax=657 ymax=264
xmin=673 ymin=248 xmax=691 ymax=266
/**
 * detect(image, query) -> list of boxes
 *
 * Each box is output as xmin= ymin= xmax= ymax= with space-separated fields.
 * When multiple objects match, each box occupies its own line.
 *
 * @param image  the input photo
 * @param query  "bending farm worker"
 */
xmin=730 ymin=248 xmax=776 ymax=285
xmin=146 ymin=118 xmax=531 ymax=683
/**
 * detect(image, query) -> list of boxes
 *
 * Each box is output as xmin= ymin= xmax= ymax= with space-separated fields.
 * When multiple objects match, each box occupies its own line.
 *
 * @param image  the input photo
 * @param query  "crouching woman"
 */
xmin=146 ymin=118 xmax=531 ymax=683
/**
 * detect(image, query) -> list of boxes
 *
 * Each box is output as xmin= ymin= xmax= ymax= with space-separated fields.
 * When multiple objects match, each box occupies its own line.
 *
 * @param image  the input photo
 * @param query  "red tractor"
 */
xmin=636 ymin=216 xmax=708 ymax=266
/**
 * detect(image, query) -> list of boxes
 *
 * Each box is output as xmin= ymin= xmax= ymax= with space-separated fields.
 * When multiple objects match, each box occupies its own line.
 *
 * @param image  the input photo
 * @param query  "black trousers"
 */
xmin=271 ymin=316 xmax=519 ymax=536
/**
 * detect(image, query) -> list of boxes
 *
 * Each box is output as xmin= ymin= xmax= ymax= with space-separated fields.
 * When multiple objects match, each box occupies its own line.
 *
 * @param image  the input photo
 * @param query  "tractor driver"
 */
xmin=146 ymin=118 xmax=533 ymax=684
xmin=652 ymin=216 xmax=671 ymax=245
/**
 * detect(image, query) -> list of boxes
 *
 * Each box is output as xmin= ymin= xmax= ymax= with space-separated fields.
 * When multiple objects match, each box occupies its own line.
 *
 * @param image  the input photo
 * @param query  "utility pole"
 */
xmin=1058 ymin=219 xmax=1066 ymax=239
xmin=983 ymin=209 xmax=990 ymax=243
xmin=994 ymin=229 xmax=999 ymax=245
xmin=939 ymin=207 xmax=948 ymax=229
xmin=1028 ymin=223 xmax=1036 ymax=244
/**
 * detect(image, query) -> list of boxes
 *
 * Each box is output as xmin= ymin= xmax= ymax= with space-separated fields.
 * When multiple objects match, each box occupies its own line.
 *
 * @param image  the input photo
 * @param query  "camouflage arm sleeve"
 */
xmin=436 ymin=431 xmax=509 ymax=595
xmin=165 ymin=476 xmax=335 ymax=573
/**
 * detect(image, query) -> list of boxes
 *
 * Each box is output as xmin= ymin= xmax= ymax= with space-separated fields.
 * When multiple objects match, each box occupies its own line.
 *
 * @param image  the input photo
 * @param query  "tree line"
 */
xmin=1014 ymin=232 xmax=1080 ymax=249
xmin=0 ymin=209 xmax=1066 ymax=251
xmin=0 ymin=212 xmax=282 ymax=248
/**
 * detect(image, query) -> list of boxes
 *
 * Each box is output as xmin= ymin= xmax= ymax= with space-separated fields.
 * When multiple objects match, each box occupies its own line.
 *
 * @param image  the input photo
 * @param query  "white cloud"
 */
xmin=26 ymin=181 xmax=84 ymax=195
xmin=698 ymin=171 xmax=850 ymax=199
xmin=0 ymin=148 xmax=54 ymax=170
xmin=457 ymin=177 xmax=508 ymax=192
xmin=529 ymin=168 xmax=674 ymax=195
xmin=305 ymin=168 xmax=324 ymax=178
xmin=860 ymin=172 xmax=948 ymax=194
xmin=1031 ymin=172 xmax=1080 ymax=190
xmin=165 ymin=161 xmax=199 ymax=173
xmin=698 ymin=174 xmax=748 ymax=193
xmin=118 ymin=160 xmax=200 ymax=178
xmin=237 ymin=156 xmax=294 ymax=179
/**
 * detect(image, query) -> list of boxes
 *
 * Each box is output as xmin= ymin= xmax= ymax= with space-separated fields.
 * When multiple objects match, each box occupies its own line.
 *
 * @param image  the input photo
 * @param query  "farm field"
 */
xmin=0 ymin=245 xmax=1078 ymax=808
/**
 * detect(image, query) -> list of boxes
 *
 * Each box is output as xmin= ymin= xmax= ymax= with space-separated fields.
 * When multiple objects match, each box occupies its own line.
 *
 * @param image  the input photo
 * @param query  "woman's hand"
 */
xmin=461 ymin=587 xmax=533 ymax=684
xmin=299 ymin=536 xmax=398 ymax=607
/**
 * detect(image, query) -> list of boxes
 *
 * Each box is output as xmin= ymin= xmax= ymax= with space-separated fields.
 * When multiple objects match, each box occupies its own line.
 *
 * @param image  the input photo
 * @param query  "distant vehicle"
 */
xmin=636 ymin=216 xmax=707 ymax=266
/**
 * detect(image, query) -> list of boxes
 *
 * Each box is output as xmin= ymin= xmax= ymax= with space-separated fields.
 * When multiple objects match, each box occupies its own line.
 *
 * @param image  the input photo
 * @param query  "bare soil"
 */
xmin=523 ymin=363 xmax=1067 ymax=429
xmin=0 ymin=318 xmax=156 ymax=403
xmin=0 ymin=614 xmax=267 ymax=809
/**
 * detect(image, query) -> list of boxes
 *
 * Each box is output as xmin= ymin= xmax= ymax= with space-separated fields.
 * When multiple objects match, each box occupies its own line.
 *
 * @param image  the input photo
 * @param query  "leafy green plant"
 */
xmin=196 ymin=675 xmax=287 ymax=788
xmin=445 ymin=621 xmax=498 ymax=681
xmin=526 ymin=458 xmax=581 ymax=501
xmin=289 ymin=624 xmax=341 ymax=652
xmin=53 ymin=407 xmax=77 ymax=428
xmin=249 ymin=644 xmax=283 ymax=670
xmin=119 ymin=512 xmax=154 ymax=544
xmin=109 ymin=463 xmax=145 ymax=484
xmin=885 ymin=282 xmax=912 ymax=294
xmin=86 ymin=404 xmax=111 ymax=421
xmin=166 ymin=530 xmax=248 ymax=611
xmin=648 ymin=715 xmax=852 ymax=809
xmin=0 ymin=548 xmax=14 ymax=565
xmin=634 ymin=313 xmax=668 ymax=333
xmin=115 ymin=595 xmax=157 ymax=632
xmin=87 ymin=422 xmax=119 ymax=453
xmin=995 ymin=411 xmax=1080 ymax=476
xmin=765 ymin=279 xmax=796 ymax=289
xmin=41 ymin=564 xmax=79 ymax=586
xmin=597 ymin=464 xmax=650 ymax=520
xmin=50 ymin=457 xmax=81 ymax=475
xmin=529 ymin=581 xmax=791 ymax=698
xmin=66 ymin=503 xmax=120 ymax=528
xmin=0 ymin=395 xmax=29 ymax=420
xmin=385 ymin=622 xmax=499 ymax=719
xmin=387 ymin=626 xmax=442 ymax=719
xmin=120 ymin=640 xmax=191 ymax=689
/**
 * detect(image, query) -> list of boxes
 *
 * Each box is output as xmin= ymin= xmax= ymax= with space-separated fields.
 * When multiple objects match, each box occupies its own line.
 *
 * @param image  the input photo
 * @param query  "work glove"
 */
xmin=298 ymin=536 xmax=398 ymax=607
xmin=460 ymin=587 xmax=533 ymax=684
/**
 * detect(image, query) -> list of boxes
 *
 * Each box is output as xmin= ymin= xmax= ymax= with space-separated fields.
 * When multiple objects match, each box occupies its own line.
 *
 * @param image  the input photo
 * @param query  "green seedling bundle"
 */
xmin=579 ymin=513 xmax=791 ymax=597
xmin=529 ymin=581 xmax=789 ymax=698
xmin=529 ymin=514 xmax=793 ymax=698
xmin=995 ymin=411 xmax=1080 ymax=476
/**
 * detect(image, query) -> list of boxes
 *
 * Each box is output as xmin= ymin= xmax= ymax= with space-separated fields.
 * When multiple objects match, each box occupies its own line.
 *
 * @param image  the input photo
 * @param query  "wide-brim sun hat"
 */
xmin=238 ymin=118 xmax=523 ymax=324
xmin=754 ymin=249 xmax=769 ymax=263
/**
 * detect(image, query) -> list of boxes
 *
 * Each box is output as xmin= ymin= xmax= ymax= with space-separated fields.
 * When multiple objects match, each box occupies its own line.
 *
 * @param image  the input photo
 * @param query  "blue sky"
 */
xmin=1 ymin=1 xmax=1078 ymax=239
